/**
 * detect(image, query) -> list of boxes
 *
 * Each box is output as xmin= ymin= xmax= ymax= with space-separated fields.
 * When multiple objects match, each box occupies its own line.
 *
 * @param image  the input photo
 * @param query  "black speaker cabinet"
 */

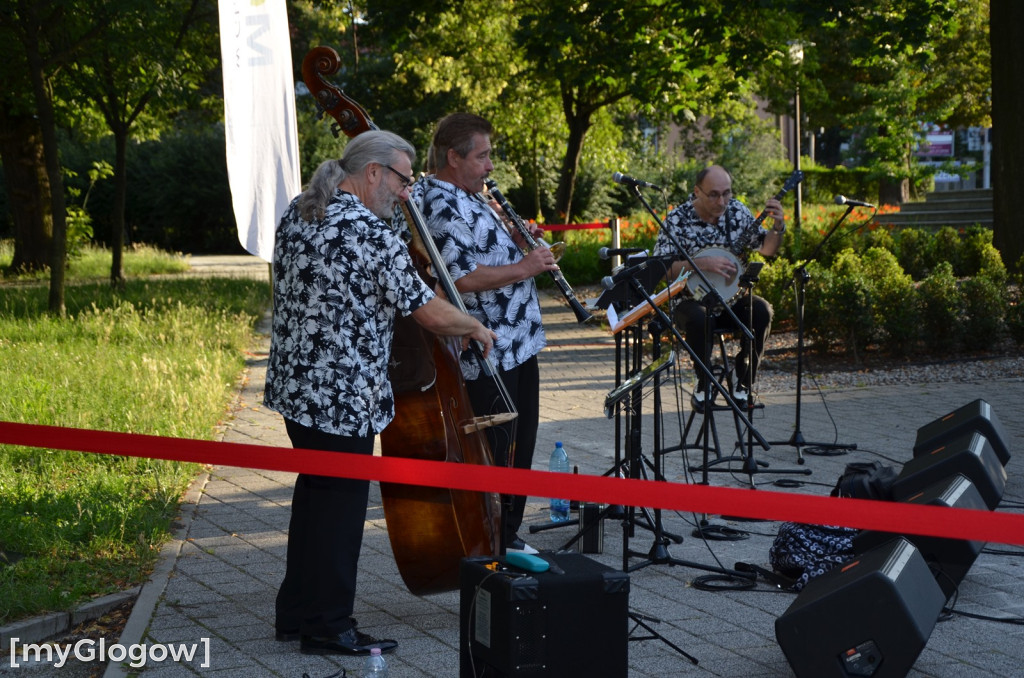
xmin=775 ymin=537 xmax=945 ymax=678
xmin=893 ymin=430 xmax=1006 ymax=510
xmin=914 ymin=399 xmax=1009 ymax=466
xmin=852 ymin=474 xmax=987 ymax=600
xmin=459 ymin=552 xmax=629 ymax=677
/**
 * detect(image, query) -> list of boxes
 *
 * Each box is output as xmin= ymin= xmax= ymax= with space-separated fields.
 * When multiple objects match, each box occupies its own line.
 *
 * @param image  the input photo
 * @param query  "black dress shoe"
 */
xmin=277 ymin=617 xmax=356 ymax=642
xmin=300 ymin=628 xmax=398 ymax=656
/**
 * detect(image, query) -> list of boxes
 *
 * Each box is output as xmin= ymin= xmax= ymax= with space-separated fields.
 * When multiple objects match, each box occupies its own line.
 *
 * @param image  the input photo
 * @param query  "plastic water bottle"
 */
xmin=549 ymin=442 xmax=571 ymax=522
xmin=364 ymin=647 xmax=389 ymax=676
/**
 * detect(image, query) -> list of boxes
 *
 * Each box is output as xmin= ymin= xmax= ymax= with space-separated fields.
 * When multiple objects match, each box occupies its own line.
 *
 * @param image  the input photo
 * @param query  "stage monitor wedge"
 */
xmin=852 ymin=474 xmax=987 ymax=601
xmin=775 ymin=537 xmax=945 ymax=678
xmin=914 ymin=399 xmax=1010 ymax=467
xmin=893 ymin=430 xmax=1006 ymax=511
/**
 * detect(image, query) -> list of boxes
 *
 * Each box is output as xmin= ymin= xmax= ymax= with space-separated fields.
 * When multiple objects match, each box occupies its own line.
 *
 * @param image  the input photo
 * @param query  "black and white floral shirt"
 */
xmin=653 ymin=196 xmax=766 ymax=260
xmin=264 ymin=189 xmax=434 ymax=437
xmin=404 ymin=176 xmax=546 ymax=380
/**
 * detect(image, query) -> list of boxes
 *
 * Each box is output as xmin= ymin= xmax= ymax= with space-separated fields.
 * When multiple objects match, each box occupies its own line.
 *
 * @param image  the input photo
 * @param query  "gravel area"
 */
xmin=572 ymin=283 xmax=1024 ymax=395
xmin=754 ymin=329 xmax=1024 ymax=392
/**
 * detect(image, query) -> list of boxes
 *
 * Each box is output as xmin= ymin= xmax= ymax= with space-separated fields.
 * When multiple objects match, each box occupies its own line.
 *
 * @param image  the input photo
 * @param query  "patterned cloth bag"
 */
xmin=769 ymin=522 xmax=858 ymax=591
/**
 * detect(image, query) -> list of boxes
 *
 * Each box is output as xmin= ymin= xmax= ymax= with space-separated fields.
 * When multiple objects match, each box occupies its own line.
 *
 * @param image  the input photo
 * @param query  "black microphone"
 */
xmin=612 ymin=172 xmax=663 ymax=192
xmin=834 ymin=195 xmax=876 ymax=208
xmin=600 ymin=260 xmax=650 ymax=290
xmin=598 ymin=246 xmax=646 ymax=260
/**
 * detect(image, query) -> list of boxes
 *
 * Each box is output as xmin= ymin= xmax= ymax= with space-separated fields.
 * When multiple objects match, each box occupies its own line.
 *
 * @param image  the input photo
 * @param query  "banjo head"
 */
xmin=686 ymin=247 xmax=743 ymax=303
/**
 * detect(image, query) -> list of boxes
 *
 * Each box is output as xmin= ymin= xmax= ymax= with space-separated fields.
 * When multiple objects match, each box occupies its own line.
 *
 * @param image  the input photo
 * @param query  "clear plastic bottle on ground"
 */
xmin=364 ymin=647 xmax=388 ymax=676
xmin=549 ymin=441 xmax=571 ymax=522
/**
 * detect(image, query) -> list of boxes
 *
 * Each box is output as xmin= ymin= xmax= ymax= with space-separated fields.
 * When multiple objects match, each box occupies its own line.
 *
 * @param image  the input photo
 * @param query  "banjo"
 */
xmin=685 ymin=170 xmax=804 ymax=304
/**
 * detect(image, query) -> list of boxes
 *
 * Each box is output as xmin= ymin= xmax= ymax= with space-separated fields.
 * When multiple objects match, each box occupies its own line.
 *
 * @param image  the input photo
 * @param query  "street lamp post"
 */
xmin=789 ymin=42 xmax=804 ymax=254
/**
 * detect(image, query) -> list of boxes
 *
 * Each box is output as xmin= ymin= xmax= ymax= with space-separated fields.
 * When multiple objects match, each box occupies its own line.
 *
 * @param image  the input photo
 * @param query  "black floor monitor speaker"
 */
xmin=893 ymin=430 xmax=1006 ymax=510
xmin=775 ymin=537 xmax=946 ymax=678
xmin=914 ymin=399 xmax=1010 ymax=466
xmin=459 ymin=552 xmax=629 ymax=677
xmin=852 ymin=474 xmax=987 ymax=600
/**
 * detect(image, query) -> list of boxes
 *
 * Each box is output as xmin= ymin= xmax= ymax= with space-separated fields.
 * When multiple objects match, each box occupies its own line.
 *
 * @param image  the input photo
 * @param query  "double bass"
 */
xmin=301 ymin=46 xmax=513 ymax=595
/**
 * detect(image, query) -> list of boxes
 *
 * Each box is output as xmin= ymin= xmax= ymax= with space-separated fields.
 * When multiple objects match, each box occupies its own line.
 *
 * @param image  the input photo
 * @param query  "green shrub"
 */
xmin=975 ymin=243 xmax=1008 ymax=286
xmin=804 ymin=251 xmax=874 ymax=359
xmin=757 ymin=255 xmax=796 ymax=326
xmin=962 ymin=274 xmax=1007 ymax=343
xmin=860 ymin=225 xmax=897 ymax=257
xmin=1007 ymin=292 xmax=1024 ymax=345
xmin=861 ymin=247 xmax=920 ymax=355
xmin=933 ymin=227 xmax=966 ymax=276
xmin=961 ymin=226 xmax=1006 ymax=283
xmin=918 ymin=261 xmax=963 ymax=353
xmin=895 ymin=227 xmax=932 ymax=280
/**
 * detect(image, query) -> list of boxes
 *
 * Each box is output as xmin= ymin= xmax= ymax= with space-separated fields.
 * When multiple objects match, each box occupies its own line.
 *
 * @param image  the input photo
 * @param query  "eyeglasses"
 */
xmin=383 ymin=164 xmax=413 ymax=189
xmin=696 ymin=186 xmax=733 ymax=201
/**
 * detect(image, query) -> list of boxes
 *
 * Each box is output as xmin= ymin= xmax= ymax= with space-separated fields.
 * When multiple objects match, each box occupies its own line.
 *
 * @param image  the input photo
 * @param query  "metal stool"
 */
xmin=681 ymin=327 xmax=739 ymax=461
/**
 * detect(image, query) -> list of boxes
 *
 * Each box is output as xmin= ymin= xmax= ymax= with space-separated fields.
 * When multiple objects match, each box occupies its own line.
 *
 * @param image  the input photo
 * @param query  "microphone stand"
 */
xmin=770 ymin=204 xmax=858 ymax=463
xmin=696 ymin=265 xmax=810 ymax=486
xmin=625 ymin=184 xmax=769 ymax=453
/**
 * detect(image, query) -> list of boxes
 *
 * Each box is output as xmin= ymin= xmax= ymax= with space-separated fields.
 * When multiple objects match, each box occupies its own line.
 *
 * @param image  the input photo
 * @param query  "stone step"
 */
xmin=924 ymin=188 xmax=992 ymax=202
xmin=874 ymin=214 xmax=993 ymax=228
xmin=909 ymin=197 xmax=993 ymax=212
xmin=874 ymin=188 xmax=992 ymax=228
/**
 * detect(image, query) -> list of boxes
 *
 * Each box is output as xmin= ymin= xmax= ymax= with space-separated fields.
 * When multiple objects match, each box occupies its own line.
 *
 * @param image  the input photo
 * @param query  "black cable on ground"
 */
xmin=691 ymin=573 xmax=757 ymax=592
xmin=803 ymin=446 xmax=851 ymax=457
xmin=691 ymin=524 xmax=750 ymax=541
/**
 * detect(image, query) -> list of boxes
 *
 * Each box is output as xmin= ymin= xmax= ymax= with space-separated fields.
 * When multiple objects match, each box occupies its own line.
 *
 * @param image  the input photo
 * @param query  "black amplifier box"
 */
xmin=459 ymin=552 xmax=629 ymax=677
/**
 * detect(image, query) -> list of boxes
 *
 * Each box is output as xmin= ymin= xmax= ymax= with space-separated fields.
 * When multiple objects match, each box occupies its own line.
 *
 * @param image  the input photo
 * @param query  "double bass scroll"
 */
xmin=301 ymin=46 xmax=377 ymax=137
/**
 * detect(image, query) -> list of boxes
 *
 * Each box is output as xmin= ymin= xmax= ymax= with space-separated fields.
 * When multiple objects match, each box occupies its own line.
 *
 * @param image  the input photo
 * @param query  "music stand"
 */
xmin=530 ymin=255 xmax=669 ymax=546
xmin=769 ymin=204 xmax=859 ymax=462
xmin=606 ymin=268 xmax=758 ymax=581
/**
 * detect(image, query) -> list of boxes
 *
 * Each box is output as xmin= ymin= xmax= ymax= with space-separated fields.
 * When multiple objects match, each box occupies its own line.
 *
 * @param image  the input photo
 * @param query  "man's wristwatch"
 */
xmin=773 ymin=221 xmax=786 ymax=234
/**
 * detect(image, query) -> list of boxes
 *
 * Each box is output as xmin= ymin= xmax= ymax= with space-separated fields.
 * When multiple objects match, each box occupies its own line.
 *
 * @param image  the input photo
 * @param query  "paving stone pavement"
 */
xmin=13 ymin=256 xmax=1023 ymax=677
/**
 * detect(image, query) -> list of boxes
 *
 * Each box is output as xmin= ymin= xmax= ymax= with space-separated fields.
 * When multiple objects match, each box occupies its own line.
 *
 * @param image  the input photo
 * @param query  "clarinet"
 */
xmin=484 ymin=179 xmax=595 ymax=325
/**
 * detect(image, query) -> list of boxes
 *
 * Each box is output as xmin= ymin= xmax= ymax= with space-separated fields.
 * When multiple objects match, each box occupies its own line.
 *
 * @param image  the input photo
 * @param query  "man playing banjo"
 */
xmin=653 ymin=164 xmax=786 ymax=412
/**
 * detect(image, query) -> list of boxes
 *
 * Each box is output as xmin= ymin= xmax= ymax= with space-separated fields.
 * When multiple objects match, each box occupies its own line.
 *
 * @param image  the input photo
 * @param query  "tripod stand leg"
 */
xmin=628 ymin=611 xmax=699 ymax=665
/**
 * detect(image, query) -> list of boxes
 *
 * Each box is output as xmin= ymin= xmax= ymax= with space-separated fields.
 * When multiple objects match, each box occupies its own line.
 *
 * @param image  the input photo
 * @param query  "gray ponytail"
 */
xmin=297 ymin=159 xmax=346 ymax=222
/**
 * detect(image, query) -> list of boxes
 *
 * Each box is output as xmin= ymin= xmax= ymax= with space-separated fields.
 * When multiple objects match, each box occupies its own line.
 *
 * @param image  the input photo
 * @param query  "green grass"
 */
xmin=0 ymin=251 xmax=269 ymax=624
xmin=1 ymin=241 xmax=191 ymax=280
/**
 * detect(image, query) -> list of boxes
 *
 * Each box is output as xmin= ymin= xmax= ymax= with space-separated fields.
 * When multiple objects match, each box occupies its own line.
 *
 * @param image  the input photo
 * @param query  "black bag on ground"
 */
xmin=769 ymin=522 xmax=857 ymax=591
xmin=830 ymin=460 xmax=898 ymax=500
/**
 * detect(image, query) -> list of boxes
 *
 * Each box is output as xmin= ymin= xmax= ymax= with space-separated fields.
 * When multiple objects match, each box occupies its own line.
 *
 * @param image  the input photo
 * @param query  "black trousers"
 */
xmin=675 ymin=293 xmax=773 ymax=390
xmin=275 ymin=419 xmax=374 ymax=637
xmin=465 ymin=355 xmax=540 ymax=543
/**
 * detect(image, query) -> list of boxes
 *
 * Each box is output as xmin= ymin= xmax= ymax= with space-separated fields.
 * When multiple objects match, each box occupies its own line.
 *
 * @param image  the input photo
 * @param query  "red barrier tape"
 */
xmin=2 ymin=420 xmax=1023 ymax=546
xmin=542 ymin=222 xmax=609 ymax=232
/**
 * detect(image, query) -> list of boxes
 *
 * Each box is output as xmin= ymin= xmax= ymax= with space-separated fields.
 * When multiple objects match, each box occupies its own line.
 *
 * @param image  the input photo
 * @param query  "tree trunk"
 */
xmin=20 ymin=23 xmax=68 ymax=315
xmin=110 ymin=126 xmax=128 ymax=286
xmin=0 ymin=108 xmax=52 ymax=274
xmin=991 ymin=0 xmax=1024 ymax=271
xmin=878 ymin=177 xmax=909 ymax=206
xmin=554 ymin=89 xmax=592 ymax=224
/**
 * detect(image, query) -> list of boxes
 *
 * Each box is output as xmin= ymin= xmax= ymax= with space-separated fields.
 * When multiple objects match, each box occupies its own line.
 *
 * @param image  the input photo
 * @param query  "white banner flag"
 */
xmin=219 ymin=0 xmax=301 ymax=262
